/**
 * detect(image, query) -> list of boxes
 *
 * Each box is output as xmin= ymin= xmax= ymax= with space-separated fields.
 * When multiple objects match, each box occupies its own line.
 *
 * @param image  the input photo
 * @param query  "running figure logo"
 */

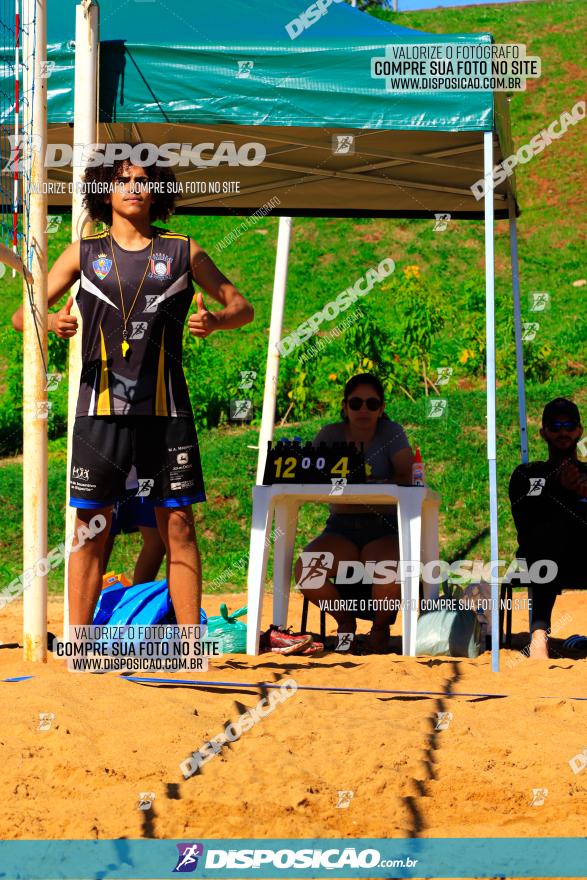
xmin=529 ymin=292 xmax=550 ymax=312
xmin=522 ymin=322 xmax=539 ymax=342
xmin=330 ymin=477 xmax=347 ymax=496
xmin=297 ymin=551 xmax=334 ymax=590
xmin=237 ymin=61 xmax=254 ymax=78
xmin=434 ymin=711 xmax=453 ymax=731
xmin=336 ymin=633 xmax=354 ymax=652
xmin=136 ymin=478 xmax=155 ymax=497
xmin=527 ymin=478 xmax=546 ymax=497
xmin=332 ymin=134 xmax=355 ymax=155
xmin=426 ymin=398 xmax=448 ymax=419
xmin=435 ymin=367 xmax=453 ymax=386
xmin=433 ymin=213 xmax=451 ymax=232
xmin=137 ymin=792 xmax=155 ymax=811
xmin=336 ymin=790 xmax=354 ymax=808
xmin=229 ymin=399 xmax=253 ymax=422
xmin=173 ymin=843 xmax=205 ymax=873
xmin=530 ymin=788 xmax=548 ymax=807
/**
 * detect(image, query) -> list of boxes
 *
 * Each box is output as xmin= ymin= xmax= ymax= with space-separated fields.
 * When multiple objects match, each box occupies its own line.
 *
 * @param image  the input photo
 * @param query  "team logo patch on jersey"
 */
xmin=92 ymin=254 xmax=112 ymax=280
xmin=149 ymin=253 xmax=173 ymax=280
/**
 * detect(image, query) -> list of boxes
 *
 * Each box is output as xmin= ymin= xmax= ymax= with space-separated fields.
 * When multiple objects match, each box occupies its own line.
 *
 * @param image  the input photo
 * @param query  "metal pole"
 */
xmin=22 ymin=0 xmax=48 ymax=662
xmin=484 ymin=131 xmax=500 ymax=673
xmin=508 ymin=193 xmax=528 ymax=464
xmin=255 ymin=216 xmax=293 ymax=485
xmin=63 ymin=1 xmax=99 ymax=635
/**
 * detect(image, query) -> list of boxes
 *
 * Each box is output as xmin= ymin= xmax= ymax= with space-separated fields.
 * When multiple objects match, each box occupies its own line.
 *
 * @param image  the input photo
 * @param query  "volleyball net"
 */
xmin=0 ymin=0 xmax=36 ymax=277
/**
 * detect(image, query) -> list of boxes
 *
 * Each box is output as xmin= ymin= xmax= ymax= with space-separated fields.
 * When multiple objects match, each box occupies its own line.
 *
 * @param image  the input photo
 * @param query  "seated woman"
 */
xmin=294 ymin=373 xmax=415 ymax=654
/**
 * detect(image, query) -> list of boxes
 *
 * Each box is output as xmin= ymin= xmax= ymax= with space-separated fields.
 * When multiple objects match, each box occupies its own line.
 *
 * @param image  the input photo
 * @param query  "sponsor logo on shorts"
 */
xmin=177 ymin=452 xmax=189 ymax=465
xmin=171 ymin=479 xmax=195 ymax=492
xmin=72 ymin=466 xmax=90 ymax=481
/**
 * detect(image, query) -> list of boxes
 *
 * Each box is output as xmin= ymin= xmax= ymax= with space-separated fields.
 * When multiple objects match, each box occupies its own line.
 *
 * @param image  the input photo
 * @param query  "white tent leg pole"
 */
xmin=255 ymin=216 xmax=293 ymax=485
xmin=508 ymin=194 xmax=528 ymax=465
xmin=22 ymin=0 xmax=48 ymax=662
xmin=63 ymin=1 xmax=99 ymax=637
xmin=484 ymin=132 xmax=500 ymax=673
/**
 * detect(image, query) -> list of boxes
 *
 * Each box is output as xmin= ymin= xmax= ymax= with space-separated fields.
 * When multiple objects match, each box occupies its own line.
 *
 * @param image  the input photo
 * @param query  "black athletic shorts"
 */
xmin=69 ymin=415 xmax=206 ymax=510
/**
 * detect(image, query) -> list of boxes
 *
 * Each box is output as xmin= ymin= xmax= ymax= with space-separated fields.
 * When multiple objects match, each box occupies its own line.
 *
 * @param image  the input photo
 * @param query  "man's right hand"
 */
xmin=52 ymin=296 xmax=78 ymax=338
xmin=559 ymin=458 xmax=587 ymax=497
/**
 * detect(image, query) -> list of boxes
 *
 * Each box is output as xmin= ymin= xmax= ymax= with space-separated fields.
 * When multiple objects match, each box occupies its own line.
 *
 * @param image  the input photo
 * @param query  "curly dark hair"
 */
xmin=82 ymin=155 xmax=177 ymax=226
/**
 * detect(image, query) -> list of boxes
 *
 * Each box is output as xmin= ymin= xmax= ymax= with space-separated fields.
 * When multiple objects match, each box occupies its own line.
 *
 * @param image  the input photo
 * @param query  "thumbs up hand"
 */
xmin=188 ymin=291 xmax=219 ymax=338
xmin=52 ymin=296 xmax=78 ymax=338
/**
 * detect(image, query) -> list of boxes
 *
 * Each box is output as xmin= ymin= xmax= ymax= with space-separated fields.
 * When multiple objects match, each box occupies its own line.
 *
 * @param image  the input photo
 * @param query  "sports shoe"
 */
xmin=259 ymin=625 xmax=313 ymax=655
xmin=298 ymin=638 xmax=324 ymax=656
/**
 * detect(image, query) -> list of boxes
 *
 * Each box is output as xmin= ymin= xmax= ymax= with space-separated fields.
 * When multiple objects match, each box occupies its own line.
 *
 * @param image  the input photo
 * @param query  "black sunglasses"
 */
xmin=547 ymin=420 xmax=578 ymax=432
xmin=347 ymin=396 xmax=382 ymax=412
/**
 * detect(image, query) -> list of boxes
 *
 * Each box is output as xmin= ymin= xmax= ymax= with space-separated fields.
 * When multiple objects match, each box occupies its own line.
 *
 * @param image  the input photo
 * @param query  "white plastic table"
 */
xmin=245 ymin=483 xmax=441 ymax=656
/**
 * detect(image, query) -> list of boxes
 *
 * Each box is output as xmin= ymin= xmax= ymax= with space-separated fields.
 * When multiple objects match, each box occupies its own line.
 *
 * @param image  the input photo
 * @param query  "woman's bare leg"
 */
xmin=294 ymin=534 xmax=360 ymax=635
xmin=361 ymin=534 xmax=401 ymax=654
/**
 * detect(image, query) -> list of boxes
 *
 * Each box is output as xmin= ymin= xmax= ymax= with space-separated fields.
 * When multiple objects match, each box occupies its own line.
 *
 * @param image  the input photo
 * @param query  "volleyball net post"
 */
xmin=62 ymin=0 xmax=99 ymax=636
xmin=21 ymin=0 xmax=48 ymax=662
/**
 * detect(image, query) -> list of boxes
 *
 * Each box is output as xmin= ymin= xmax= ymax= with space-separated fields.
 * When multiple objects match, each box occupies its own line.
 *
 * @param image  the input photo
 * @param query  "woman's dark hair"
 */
xmin=340 ymin=372 xmax=388 ymax=421
xmin=82 ymin=157 xmax=177 ymax=226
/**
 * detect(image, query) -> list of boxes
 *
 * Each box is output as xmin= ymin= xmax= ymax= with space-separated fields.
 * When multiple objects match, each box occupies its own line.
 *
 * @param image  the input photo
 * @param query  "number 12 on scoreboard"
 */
xmin=273 ymin=456 xmax=349 ymax=480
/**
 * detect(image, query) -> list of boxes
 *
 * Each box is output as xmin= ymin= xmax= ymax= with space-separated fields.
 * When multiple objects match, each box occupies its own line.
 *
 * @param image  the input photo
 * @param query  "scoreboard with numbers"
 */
xmin=262 ymin=440 xmax=367 ymax=485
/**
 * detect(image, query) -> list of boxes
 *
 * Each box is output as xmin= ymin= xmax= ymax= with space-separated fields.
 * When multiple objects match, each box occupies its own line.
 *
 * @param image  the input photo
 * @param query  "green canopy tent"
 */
xmin=3 ymin=0 xmax=528 ymax=670
xmin=39 ymin=0 xmax=517 ymax=219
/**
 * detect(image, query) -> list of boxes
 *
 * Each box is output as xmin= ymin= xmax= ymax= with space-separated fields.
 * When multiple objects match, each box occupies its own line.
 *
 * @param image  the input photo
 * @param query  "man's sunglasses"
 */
xmin=347 ymin=396 xmax=382 ymax=412
xmin=546 ymin=420 xmax=578 ymax=432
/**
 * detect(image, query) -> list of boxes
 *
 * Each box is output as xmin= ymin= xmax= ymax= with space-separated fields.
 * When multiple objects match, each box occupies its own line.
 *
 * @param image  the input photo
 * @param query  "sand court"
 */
xmin=2 ymin=589 xmax=587 ymax=845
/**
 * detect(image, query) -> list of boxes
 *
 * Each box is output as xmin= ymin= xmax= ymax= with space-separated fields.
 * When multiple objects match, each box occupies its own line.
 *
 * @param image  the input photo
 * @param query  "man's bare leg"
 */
xmin=102 ymin=533 xmax=116 ymax=575
xmin=155 ymin=506 xmax=201 ymax=625
xmin=134 ymin=526 xmax=166 ymax=585
xmin=68 ymin=506 xmax=113 ymax=626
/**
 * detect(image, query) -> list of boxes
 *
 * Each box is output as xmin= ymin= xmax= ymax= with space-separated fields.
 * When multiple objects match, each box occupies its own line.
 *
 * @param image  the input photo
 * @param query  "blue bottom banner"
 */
xmin=0 ymin=837 xmax=586 ymax=878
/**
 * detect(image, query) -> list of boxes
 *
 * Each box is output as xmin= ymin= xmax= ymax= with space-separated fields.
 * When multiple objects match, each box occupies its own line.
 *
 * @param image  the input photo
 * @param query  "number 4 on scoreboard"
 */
xmin=331 ymin=457 xmax=350 ymax=478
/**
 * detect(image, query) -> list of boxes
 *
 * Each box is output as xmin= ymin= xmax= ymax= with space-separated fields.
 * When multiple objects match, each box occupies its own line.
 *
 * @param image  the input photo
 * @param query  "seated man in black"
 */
xmin=509 ymin=398 xmax=587 ymax=659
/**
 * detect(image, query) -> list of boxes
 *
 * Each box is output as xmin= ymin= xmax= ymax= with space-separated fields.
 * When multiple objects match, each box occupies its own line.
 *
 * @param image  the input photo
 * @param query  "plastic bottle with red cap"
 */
xmin=412 ymin=447 xmax=425 ymax=486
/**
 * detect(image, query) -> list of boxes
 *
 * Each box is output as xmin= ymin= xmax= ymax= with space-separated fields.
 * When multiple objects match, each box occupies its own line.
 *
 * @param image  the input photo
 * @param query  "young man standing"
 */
xmin=12 ymin=159 xmax=253 ymax=626
xmin=509 ymin=398 xmax=587 ymax=659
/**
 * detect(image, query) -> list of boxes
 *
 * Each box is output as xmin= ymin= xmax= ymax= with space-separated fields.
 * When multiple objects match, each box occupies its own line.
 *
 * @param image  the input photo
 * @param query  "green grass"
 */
xmin=0 ymin=0 xmax=586 ymax=598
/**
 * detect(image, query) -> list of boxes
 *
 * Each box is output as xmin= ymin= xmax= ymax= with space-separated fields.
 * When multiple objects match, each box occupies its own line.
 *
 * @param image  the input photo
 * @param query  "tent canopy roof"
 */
xmin=8 ymin=0 xmax=520 ymax=217
xmin=46 ymin=0 xmax=510 ymax=135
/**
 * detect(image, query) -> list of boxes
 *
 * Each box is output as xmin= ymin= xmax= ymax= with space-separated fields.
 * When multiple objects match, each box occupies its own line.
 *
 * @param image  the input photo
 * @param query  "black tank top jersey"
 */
xmin=75 ymin=228 xmax=194 ymax=417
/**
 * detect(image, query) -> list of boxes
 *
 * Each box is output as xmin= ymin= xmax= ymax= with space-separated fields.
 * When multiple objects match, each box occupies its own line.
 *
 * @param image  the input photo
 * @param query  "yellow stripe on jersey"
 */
xmin=155 ymin=328 xmax=168 ymax=416
xmin=83 ymin=231 xmax=109 ymax=240
xmin=96 ymin=325 xmax=111 ymax=415
xmin=160 ymin=232 xmax=188 ymax=240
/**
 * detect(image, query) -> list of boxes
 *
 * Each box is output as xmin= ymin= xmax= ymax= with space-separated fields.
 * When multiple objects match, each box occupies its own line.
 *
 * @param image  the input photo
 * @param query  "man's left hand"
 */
xmin=188 ymin=292 xmax=220 ymax=338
